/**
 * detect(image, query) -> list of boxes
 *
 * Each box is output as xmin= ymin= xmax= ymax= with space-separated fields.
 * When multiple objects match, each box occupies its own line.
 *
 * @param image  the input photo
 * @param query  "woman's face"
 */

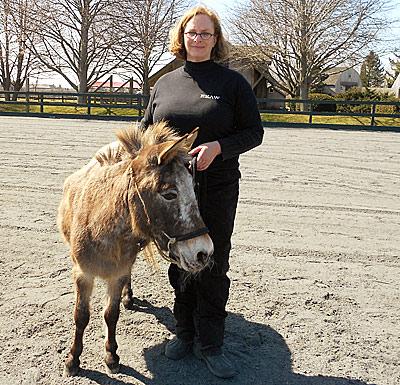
xmin=183 ymin=14 xmax=217 ymax=62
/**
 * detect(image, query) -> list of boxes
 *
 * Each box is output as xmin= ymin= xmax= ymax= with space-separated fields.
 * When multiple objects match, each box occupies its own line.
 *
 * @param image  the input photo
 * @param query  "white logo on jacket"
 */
xmin=200 ymin=93 xmax=221 ymax=100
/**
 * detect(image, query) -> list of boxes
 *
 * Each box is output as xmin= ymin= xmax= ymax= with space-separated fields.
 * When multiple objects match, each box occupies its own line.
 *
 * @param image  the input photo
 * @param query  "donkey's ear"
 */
xmin=157 ymin=136 xmax=187 ymax=165
xmin=184 ymin=127 xmax=199 ymax=150
xmin=157 ymin=128 xmax=199 ymax=165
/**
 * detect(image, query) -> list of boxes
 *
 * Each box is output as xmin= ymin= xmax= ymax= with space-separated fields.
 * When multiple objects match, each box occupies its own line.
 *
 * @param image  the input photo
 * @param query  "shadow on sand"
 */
xmin=79 ymin=298 xmax=371 ymax=385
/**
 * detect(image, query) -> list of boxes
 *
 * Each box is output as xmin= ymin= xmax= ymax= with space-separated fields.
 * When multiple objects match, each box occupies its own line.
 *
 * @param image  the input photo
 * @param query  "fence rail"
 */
xmin=258 ymin=98 xmax=400 ymax=131
xmin=0 ymin=91 xmax=148 ymax=121
xmin=1 ymin=91 xmax=399 ymax=131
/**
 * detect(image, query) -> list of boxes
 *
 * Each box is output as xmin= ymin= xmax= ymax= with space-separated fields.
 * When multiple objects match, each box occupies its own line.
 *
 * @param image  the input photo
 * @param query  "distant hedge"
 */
xmin=308 ymin=93 xmax=336 ymax=112
xmin=334 ymin=88 xmax=399 ymax=114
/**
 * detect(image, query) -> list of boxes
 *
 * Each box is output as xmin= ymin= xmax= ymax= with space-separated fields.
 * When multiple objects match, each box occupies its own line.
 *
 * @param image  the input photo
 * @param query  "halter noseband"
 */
xmin=128 ymin=162 xmax=209 ymax=264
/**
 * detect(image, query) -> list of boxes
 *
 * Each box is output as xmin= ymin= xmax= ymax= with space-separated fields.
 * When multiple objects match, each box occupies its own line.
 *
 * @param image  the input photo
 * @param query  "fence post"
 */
xmin=40 ymin=94 xmax=44 ymax=113
xmin=138 ymin=95 xmax=142 ymax=117
xmin=370 ymin=103 xmax=376 ymax=126
xmin=87 ymin=95 xmax=91 ymax=115
xmin=308 ymin=100 xmax=313 ymax=125
xmin=25 ymin=92 xmax=30 ymax=113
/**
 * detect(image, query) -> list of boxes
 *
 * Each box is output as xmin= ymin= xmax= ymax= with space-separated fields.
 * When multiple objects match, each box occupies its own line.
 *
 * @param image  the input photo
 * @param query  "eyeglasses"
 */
xmin=184 ymin=31 xmax=214 ymax=40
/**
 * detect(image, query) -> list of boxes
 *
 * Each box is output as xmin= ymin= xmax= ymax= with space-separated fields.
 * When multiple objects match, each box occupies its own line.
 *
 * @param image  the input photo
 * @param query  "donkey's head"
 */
xmin=118 ymin=122 xmax=213 ymax=273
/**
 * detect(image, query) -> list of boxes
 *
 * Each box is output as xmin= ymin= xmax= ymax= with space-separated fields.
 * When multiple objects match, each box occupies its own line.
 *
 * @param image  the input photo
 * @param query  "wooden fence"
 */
xmin=0 ymin=91 xmax=148 ymax=121
xmin=0 ymin=91 xmax=399 ymax=131
xmin=258 ymin=98 xmax=400 ymax=131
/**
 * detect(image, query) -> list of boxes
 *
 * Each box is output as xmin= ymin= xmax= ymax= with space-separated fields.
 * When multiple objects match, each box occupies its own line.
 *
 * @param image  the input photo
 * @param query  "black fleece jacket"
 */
xmin=141 ymin=60 xmax=264 ymax=183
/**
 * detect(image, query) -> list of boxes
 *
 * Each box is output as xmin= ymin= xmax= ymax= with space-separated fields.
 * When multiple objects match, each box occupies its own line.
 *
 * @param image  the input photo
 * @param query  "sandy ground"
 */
xmin=0 ymin=116 xmax=399 ymax=385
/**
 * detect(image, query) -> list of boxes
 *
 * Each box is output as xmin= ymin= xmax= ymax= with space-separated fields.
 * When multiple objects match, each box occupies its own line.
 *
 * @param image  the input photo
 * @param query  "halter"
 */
xmin=128 ymin=162 xmax=209 ymax=264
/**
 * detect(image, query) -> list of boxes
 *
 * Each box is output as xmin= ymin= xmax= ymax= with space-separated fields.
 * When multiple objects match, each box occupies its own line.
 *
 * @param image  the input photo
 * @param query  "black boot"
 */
xmin=164 ymin=337 xmax=193 ymax=360
xmin=193 ymin=343 xmax=237 ymax=378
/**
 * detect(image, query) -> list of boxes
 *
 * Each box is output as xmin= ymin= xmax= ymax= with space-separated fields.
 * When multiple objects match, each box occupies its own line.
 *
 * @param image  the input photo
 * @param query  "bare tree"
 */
xmin=229 ymin=0 xmax=390 ymax=100
xmin=28 ymin=0 xmax=128 ymax=96
xmin=0 ymin=0 xmax=39 ymax=98
xmin=114 ymin=0 xmax=189 ymax=98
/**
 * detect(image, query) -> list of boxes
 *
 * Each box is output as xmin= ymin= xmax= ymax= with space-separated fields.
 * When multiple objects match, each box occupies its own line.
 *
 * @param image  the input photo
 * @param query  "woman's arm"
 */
xmin=218 ymin=76 xmax=264 ymax=160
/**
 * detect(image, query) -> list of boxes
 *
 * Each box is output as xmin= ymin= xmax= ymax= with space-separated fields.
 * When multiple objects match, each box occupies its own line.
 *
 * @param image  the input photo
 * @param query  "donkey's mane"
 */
xmin=96 ymin=121 xmax=189 ymax=166
xmin=95 ymin=146 xmax=124 ymax=166
xmin=119 ymin=121 xmax=181 ymax=152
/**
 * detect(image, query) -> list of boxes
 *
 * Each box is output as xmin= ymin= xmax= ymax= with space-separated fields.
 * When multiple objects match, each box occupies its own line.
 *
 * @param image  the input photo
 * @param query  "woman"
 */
xmin=140 ymin=6 xmax=264 ymax=378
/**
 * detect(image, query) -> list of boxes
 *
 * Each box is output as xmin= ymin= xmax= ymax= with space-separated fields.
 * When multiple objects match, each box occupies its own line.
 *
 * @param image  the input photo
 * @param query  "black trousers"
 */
xmin=168 ymin=175 xmax=239 ymax=352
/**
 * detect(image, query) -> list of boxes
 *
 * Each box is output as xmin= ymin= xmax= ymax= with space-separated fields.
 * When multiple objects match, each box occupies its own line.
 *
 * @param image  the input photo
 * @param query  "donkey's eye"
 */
xmin=161 ymin=191 xmax=178 ymax=201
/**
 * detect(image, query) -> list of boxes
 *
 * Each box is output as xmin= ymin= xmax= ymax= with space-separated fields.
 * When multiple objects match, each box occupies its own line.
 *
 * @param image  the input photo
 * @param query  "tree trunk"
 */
xmin=299 ymin=81 xmax=309 ymax=111
xmin=298 ymin=0 xmax=309 ymax=112
xmin=78 ymin=1 xmax=90 ymax=103
xmin=2 ymin=79 xmax=11 ymax=101
xmin=142 ymin=59 xmax=150 ymax=107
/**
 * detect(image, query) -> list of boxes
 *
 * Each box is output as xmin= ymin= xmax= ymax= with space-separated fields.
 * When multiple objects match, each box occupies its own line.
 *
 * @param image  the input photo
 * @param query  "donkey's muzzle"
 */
xmin=171 ymin=232 xmax=213 ymax=273
xmin=197 ymin=251 xmax=209 ymax=265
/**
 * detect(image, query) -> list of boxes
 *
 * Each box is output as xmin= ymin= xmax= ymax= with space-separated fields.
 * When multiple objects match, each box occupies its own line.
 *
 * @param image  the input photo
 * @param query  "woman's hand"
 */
xmin=189 ymin=141 xmax=221 ymax=171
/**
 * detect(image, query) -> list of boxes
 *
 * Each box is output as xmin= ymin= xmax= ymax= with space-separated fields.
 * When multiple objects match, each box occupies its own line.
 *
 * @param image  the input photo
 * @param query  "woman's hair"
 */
xmin=169 ymin=6 xmax=229 ymax=61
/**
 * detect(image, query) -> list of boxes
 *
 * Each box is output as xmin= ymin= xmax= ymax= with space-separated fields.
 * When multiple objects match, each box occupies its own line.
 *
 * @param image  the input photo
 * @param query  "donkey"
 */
xmin=58 ymin=121 xmax=213 ymax=376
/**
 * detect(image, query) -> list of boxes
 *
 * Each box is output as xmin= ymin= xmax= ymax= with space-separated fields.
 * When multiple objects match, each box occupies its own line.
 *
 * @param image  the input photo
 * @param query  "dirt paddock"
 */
xmin=0 ymin=117 xmax=399 ymax=385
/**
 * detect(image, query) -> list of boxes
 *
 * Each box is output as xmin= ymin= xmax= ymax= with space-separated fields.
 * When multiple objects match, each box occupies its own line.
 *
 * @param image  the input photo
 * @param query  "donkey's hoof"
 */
xmin=105 ymin=352 xmax=120 ymax=374
xmin=64 ymin=363 xmax=79 ymax=377
xmin=64 ymin=355 xmax=80 ymax=377
xmin=122 ymin=296 xmax=134 ymax=310
xmin=105 ymin=362 xmax=120 ymax=374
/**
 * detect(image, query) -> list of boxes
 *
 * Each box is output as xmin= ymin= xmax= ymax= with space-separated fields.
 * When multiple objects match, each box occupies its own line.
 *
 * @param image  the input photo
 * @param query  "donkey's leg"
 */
xmin=121 ymin=273 xmax=133 ymax=309
xmin=64 ymin=270 xmax=94 ymax=377
xmin=104 ymin=275 xmax=128 ymax=373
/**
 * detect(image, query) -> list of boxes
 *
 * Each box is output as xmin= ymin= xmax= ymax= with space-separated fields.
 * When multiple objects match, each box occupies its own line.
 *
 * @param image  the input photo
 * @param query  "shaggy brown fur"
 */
xmin=58 ymin=121 xmax=212 ymax=376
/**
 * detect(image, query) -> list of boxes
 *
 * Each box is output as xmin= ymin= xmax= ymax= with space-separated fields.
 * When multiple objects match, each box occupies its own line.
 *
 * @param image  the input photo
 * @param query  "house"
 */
xmin=391 ymin=73 xmax=400 ymax=98
xmin=228 ymin=60 xmax=286 ymax=109
xmin=89 ymin=78 xmax=139 ymax=93
xmin=30 ymin=84 xmax=72 ymax=92
xmin=148 ymin=57 xmax=286 ymax=109
xmin=321 ymin=67 xmax=362 ymax=95
xmin=148 ymin=58 xmax=185 ymax=87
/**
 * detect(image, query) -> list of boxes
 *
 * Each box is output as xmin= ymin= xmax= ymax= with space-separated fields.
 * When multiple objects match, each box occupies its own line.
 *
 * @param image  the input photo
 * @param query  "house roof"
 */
xmin=148 ymin=58 xmax=184 ymax=87
xmin=91 ymin=81 xmax=130 ymax=88
xmin=324 ymin=67 xmax=352 ymax=86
